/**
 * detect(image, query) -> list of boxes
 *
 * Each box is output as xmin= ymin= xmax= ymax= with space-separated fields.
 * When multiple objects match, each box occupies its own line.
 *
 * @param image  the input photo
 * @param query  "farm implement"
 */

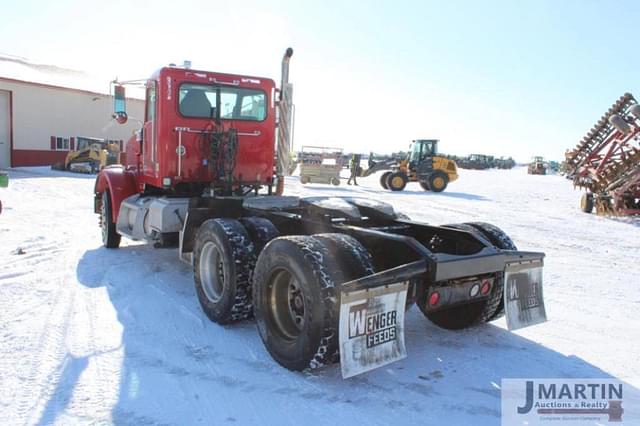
xmin=565 ymin=93 xmax=640 ymax=215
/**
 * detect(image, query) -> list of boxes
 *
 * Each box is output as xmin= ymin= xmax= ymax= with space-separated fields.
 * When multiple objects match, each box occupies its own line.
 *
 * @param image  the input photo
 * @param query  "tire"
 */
xmin=580 ymin=193 xmax=594 ymax=213
xmin=419 ymin=181 xmax=431 ymax=191
xmin=300 ymin=175 xmax=310 ymax=184
xmin=330 ymin=177 xmax=340 ymax=186
xmin=100 ymin=191 xmax=121 ymax=248
xmin=313 ymin=233 xmax=374 ymax=278
xmin=463 ymin=222 xmax=516 ymax=322
xmin=417 ymin=222 xmax=516 ymax=329
xmin=240 ymin=217 xmax=280 ymax=252
xmin=387 ymin=172 xmax=408 ymax=191
xmin=428 ymin=172 xmax=448 ymax=193
xmin=253 ymin=235 xmax=354 ymax=371
xmin=380 ymin=171 xmax=392 ymax=189
xmin=194 ymin=219 xmax=255 ymax=324
xmin=312 ymin=233 xmax=387 ymax=322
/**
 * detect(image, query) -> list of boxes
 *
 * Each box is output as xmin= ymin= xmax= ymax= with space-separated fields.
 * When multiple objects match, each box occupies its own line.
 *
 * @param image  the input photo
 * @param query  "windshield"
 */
xmin=408 ymin=141 xmax=436 ymax=162
xmin=178 ymin=83 xmax=267 ymax=121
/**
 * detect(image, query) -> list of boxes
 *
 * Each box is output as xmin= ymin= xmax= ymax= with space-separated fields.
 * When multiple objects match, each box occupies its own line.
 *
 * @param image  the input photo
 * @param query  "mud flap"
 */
xmin=339 ymin=282 xmax=408 ymax=378
xmin=504 ymin=259 xmax=547 ymax=330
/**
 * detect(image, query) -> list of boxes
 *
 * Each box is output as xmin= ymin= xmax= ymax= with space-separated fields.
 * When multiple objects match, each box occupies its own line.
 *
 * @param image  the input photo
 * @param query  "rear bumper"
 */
xmin=340 ymin=249 xmax=545 ymax=292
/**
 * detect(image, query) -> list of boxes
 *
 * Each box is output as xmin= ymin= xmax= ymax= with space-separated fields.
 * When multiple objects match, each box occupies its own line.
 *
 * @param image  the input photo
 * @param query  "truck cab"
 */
xmin=121 ymin=66 xmax=277 ymax=194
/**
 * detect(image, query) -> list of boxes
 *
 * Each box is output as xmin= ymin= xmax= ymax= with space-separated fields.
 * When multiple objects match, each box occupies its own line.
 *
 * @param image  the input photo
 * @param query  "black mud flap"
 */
xmin=338 ymin=281 xmax=408 ymax=378
xmin=504 ymin=258 xmax=547 ymax=330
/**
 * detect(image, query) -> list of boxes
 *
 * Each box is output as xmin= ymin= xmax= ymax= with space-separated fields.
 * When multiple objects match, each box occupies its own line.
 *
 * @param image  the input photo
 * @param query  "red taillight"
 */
xmin=481 ymin=280 xmax=491 ymax=295
xmin=428 ymin=292 xmax=440 ymax=306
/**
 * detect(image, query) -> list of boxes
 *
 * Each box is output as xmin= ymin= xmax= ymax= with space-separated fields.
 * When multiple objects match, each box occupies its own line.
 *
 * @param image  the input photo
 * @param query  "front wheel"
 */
xmin=386 ymin=172 xmax=408 ymax=191
xmin=100 ymin=191 xmax=120 ymax=248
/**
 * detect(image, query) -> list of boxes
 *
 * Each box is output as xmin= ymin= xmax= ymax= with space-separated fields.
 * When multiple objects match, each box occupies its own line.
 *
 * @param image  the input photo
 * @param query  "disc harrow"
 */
xmin=565 ymin=93 xmax=640 ymax=215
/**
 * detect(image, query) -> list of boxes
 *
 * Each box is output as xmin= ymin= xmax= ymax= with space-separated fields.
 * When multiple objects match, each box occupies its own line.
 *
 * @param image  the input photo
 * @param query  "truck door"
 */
xmin=143 ymin=81 xmax=157 ymax=176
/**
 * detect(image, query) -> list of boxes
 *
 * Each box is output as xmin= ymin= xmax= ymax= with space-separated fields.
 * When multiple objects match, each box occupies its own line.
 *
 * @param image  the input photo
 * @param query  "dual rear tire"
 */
xmin=193 ymin=217 xmax=375 ymax=372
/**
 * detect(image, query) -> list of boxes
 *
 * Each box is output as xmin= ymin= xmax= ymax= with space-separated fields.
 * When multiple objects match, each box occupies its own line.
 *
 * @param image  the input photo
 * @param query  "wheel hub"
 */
xmin=199 ymin=241 xmax=225 ymax=303
xmin=269 ymin=268 xmax=306 ymax=340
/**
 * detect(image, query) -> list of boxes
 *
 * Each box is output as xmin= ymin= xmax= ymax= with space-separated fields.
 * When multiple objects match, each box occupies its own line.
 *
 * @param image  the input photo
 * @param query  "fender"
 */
xmin=94 ymin=166 xmax=139 ymax=222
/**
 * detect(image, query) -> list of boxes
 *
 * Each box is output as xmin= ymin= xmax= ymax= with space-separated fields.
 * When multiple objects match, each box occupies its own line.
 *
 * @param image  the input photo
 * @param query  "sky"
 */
xmin=1 ymin=0 xmax=639 ymax=162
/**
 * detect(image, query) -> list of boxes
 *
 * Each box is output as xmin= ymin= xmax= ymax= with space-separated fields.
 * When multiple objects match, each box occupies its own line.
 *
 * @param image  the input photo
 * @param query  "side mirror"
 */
xmin=113 ymin=85 xmax=128 ymax=124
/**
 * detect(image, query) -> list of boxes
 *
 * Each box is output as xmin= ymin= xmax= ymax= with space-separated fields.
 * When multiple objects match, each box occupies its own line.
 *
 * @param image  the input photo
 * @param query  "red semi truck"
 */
xmin=94 ymin=48 xmax=547 ymax=378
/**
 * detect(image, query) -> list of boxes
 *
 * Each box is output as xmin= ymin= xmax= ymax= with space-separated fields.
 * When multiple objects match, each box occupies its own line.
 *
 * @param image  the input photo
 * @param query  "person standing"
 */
xmin=347 ymin=153 xmax=361 ymax=185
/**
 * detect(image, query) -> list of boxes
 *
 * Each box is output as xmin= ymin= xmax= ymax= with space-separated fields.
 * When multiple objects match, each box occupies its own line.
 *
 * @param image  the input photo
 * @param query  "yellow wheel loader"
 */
xmin=361 ymin=139 xmax=459 ymax=192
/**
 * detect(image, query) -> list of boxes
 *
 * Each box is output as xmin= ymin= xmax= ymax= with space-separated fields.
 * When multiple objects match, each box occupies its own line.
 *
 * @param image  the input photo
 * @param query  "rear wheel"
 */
xmin=240 ymin=217 xmax=279 ymax=252
xmin=100 ymin=191 xmax=121 ymax=248
xmin=253 ymin=234 xmax=373 ymax=371
xmin=417 ymin=222 xmax=516 ymax=329
xmin=428 ymin=172 xmax=448 ymax=192
xmin=387 ymin=172 xmax=408 ymax=191
xmin=300 ymin=175 xmax=310 ymax=184
xmin=313 ymin=233 xmax=374 ymax=278
xmin=330 ymin=177 xmax=340 ymax=186
xmin=194 ymin=219 xmax=255 ymax=324
xmin=580 ymin=193 xmax=594 ymax=213
xmin=380 ymin=171 xmax=392 ymax=189
xmin=464 ymin=222 xmax=516 ymax=322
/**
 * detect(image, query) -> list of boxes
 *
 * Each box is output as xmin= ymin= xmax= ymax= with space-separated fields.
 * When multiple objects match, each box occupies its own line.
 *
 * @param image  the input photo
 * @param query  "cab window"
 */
xmin=178 ymin=83 xmax=266 ymax=121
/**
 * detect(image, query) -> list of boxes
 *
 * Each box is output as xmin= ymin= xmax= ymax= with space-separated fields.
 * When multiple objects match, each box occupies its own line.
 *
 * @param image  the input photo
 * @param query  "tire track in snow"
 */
xmin=14 ymin=277 xmax=75 ymax=424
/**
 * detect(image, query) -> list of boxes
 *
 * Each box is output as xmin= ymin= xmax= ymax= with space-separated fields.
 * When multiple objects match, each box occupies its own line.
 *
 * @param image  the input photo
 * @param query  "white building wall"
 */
xmin=0 ymin=78 xmax=144 ymax=166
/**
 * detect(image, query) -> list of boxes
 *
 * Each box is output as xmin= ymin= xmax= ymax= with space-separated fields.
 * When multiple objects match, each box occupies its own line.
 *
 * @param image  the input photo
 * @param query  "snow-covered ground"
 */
xmin=0 ymin=166 xmax=638 ymax=425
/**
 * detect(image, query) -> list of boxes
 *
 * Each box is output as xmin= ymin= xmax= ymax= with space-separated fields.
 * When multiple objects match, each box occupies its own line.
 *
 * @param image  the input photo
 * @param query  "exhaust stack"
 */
xmin=276 ymin=47 xmax=294 ymax=195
